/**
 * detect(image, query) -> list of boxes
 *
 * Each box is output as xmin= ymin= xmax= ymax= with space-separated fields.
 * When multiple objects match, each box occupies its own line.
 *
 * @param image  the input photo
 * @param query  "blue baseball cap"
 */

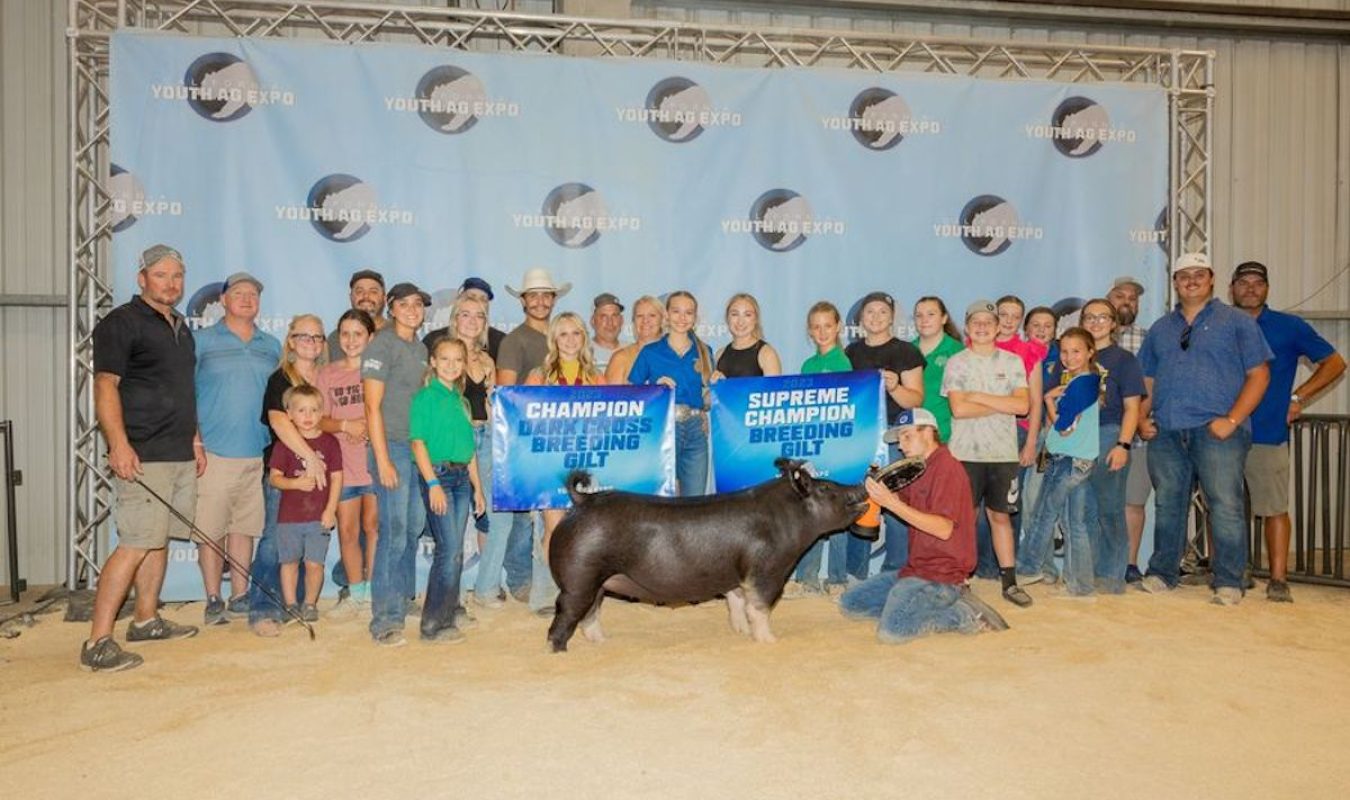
xmin=460 ymin=276 xmax=494 ymax=300
xmin=883 ymin=407 xmax=939 ymax=442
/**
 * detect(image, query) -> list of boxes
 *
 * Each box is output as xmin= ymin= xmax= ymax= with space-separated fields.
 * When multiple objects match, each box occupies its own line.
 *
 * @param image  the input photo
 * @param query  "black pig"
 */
xmin=546 ymin=459 xmax=870 ymax=652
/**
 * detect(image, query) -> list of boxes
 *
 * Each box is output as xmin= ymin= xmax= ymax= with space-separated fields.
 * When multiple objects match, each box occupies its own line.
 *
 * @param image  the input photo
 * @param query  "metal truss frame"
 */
xmin=66 ymin=0 xmax=1213 ymax=587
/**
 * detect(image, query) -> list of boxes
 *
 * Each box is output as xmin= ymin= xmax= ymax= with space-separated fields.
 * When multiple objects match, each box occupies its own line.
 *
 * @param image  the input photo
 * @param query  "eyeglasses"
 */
xmin=1082 ymin=313 xmax=1114 ymax=324
xmin=290 ymin=333 xmax=325 ymax=344
xmin=1179 ymin=325 xmax=1193 ymax=351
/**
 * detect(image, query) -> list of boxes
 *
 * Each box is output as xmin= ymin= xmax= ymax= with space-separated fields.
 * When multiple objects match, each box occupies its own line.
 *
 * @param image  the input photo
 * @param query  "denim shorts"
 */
xmin=276 ymin=521 xmax=330 ymax=564
xmin=339 ymin=483 xmax=375 ymax=502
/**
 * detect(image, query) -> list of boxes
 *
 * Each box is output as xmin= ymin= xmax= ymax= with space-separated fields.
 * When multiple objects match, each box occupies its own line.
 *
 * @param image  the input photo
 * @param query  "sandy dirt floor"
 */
xmin=2 ymin=578 xmax=1349 ymax=799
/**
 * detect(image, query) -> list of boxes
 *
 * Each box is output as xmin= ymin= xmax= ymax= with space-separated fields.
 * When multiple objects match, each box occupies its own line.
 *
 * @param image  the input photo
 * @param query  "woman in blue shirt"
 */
xmin=626 ymin=291 xmax=713 ymax=496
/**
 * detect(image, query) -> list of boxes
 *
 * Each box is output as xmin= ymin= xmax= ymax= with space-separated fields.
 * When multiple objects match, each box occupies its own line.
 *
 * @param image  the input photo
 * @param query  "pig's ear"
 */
xmin=774 ymin=457 xmax=795 ymax=475
xmin=788 ymin=465 xmax=812 ymax=497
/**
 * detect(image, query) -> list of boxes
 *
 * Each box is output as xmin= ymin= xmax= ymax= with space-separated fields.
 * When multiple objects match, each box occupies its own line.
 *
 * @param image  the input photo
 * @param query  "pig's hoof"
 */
xmin=581 ymin=625 xmax=605 ymax=644
xmin=549 ymin=640 xmax=569 ymax=653
xmin=752 ymin=632 xmax=778 ymax=644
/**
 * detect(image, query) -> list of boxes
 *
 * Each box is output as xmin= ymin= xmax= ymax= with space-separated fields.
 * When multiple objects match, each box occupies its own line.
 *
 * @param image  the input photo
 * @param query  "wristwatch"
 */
xmin=1115 ymin=441 xmax=1132 ymax=450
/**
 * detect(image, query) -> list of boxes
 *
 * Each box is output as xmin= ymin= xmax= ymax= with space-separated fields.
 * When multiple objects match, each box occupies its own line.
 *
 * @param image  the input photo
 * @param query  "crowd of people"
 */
xmin=79 ymin=243 xmax=1345 ymax=670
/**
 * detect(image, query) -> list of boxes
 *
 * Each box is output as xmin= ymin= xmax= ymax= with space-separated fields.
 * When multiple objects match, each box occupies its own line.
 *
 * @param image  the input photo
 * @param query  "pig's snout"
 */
xmin=842 ymin=484 xmax=868 ymax=513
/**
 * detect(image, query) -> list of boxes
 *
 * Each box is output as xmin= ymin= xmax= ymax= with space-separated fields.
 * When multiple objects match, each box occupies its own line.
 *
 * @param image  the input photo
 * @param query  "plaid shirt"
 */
xmin=1117 ymin=323 xmax=1145 ymax=355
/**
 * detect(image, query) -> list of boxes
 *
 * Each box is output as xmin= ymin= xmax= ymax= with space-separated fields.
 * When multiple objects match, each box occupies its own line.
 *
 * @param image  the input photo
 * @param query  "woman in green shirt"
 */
xmin=910 ymin=296 xmax=965 ymax=445
xmin=410 ymin=337 xmax=485 ymax=644
xmin=785 ymin=301 xmax=853 ymax=597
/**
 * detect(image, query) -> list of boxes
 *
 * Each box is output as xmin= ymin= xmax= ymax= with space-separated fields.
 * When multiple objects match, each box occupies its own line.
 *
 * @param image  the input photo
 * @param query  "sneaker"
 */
xmin=421 ymin=625 xmax=465 ymax=644
xmin=350 ymin=582 xmax=371 ymax=606
xmin=1050 ymin=588 xmax=1098 ymax=603
xmin=125 ymin=615 xmax=199 ymax=642
xmin=225 ymin=594 xmax=250 ymax=618
xmin=301 ymin=604 xmax=319 ymax=623
xmin=204 ymin=595 xmax=228 ymax=626
xmin=375 ymin=629 xmax=407 ymax=648
xmin=1266 ymin=580 xmax=1294 ymax=603
xmin=1014 ymin=572 xmax=1045 ymax=586
xmin=1124 ymin=564 xmax=1144 ymax=584
xmin=533 ymin=605 xmax=556 ymax=618
xmin=959 ymin=589 xmax=1010 ymax=632
xmin=780 ymin=581 xmax=817 ymax=600
xmin=1001 ymin=585 xmax=1033 ymax=608
xmin=1138 ymin=575 xmax=1170 ymax=594
xmin=335 ymin=585 xmax=351 ymax=605
xmin=1052 ymin=533 xmax=1065 ymax=556
xmin=472 ymin=592 xmax=504 ymax=610
xmin=1211 ymin=587 xmax=1243 ymax=606
xmin=509 ymin=584 xmax=531 ymax=603
xmin=452 ymin=608 xmax=478 ymax=631
xmin=80 ymin=636 xmax=144 ymax=672
xmin=251 ymin=619 xmax=282 ymax=638
xmin=282 ymin=604 xmax=302 ymax=625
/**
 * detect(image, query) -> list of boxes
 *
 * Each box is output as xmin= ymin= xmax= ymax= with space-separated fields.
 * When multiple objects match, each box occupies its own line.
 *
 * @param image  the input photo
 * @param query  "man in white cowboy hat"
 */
xmin=494 ymin=268 xmax=571 ymax=606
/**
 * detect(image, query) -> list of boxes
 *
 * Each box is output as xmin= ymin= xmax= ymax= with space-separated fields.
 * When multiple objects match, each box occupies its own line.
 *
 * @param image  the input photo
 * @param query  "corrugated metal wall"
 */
xmin=1 ymin=0 xmax=1346 ymax=587
xmin=0 ymin=0 xmax=70 ymax=591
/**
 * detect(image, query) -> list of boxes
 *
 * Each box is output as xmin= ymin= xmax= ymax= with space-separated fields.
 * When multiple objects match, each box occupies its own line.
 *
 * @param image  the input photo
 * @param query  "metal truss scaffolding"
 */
xmin=66 ymin=0 xmax=1213 ymax=588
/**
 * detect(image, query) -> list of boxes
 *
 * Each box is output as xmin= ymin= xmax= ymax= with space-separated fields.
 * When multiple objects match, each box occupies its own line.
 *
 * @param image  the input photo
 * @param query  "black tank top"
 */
xmin=716 ymin=340 xmax=766 ymax=378
xmin=464 ymin=372 xmax=489 ymax=422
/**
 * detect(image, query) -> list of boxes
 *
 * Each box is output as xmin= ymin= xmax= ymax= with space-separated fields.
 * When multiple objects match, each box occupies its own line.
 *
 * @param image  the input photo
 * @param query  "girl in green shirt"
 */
xmin=410 ymin=337 xmax=485 ymax=643
xmin=911 ymin=296 xmax=965 ymax=445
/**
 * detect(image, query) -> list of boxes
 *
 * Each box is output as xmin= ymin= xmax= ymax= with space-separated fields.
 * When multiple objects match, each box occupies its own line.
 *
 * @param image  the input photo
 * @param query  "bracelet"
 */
xmin=1115 ymin=441 xmax=1132 ymax=451
xmin=1226 ymin=416 xmax=1238 ymax=426
xmin=426 ymin=478 xmax=441 ymax=489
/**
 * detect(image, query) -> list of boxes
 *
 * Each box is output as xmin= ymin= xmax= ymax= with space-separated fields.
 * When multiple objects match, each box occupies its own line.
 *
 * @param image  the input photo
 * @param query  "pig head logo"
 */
xmin=645 ymin=77 xmax=712 ymax=143
xmin=959 ymin=194 xmax=1019 ymax=257
xmin=184 ymin=52 xmax=259 ymax=122
xmin=306 ymin=174 xmax=377 ymax=243
xmin=848 ymin=88 xmax=911 ymax=151
xmin=1051 ymin=96 xmax=1109 ymax=158
xmin=749 ymin=189 xmax=813 ymax=252
xmin=415 ymin=65 xmax=487 ymax=134
xmin=541 ymin=183 xmax=607 ymax=248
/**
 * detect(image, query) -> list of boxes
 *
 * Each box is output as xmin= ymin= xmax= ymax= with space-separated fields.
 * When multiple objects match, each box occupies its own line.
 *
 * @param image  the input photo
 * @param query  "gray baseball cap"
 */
xmin=222 ymin=271 xmax=264 ymax=293
xmin=139 ymin=243 xmax=183 ymax=271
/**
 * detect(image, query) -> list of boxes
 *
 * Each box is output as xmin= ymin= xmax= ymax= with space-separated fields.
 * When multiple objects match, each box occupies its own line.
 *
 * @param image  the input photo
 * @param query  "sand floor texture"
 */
xmin=2 ymin=579 xmax=1349 ymax=799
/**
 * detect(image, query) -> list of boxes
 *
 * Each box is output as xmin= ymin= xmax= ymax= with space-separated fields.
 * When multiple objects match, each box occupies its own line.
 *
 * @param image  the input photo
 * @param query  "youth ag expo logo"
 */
xmin=273 ymin=175 xmax=415 ymax=243
xmin=158 ymin=53 xmax=294 ymax=122
xmin=513 ymin=183 xmax=641 ymax=248
xmin=1025 ymin=96 xmax=1136 ymax=158
xmin=822 ymin=88 xmax=940 ymax=150
xmin=932 ymin=195 xmax=1043 ymax=257
xmin=394 ymin=65 xmax=520 ymax=134
xmin=722 ymin=190 xmax=845 ymax=252
xmin=109 ymin=165 xmax=182 ymax=232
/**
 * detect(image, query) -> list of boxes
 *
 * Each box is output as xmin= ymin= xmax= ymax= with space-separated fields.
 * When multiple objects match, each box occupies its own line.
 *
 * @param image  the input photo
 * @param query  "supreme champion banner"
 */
xmin=709 ymin=371 xmax=887 ymax=493
xmin=491 ymin=385 xmax=676 ymax=510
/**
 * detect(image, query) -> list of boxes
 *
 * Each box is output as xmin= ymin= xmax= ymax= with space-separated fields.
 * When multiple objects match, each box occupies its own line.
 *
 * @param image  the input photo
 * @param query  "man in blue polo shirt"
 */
xmin=1137 ymin=252 xmax=1272 ymax=605
xmin=193 ymin=271 xmax=282 ymax=624
xmin=1230 ymin=261 xmax=1345 ymax=602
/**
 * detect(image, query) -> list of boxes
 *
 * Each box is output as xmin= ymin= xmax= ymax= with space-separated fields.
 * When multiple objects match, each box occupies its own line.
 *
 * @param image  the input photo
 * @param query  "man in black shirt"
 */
xmin=80 ymin=244 xmax=203 ymax=672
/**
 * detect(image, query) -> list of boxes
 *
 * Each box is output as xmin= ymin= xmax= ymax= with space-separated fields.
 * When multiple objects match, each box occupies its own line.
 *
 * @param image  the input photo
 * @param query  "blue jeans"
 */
xmin=795 ymin=531 xmax=848 ymax=586
xmin=369 ymin=440 xmax=425 ymax=639
xmin=247 ymin=481 xmax=282 ymax=625
xmin=1146 ymin=424 xmax=1251 ymax=590
xmin=528 ymin=516 xmax=559 ymax=613
xmin=1084 ymin=423 xmax=1129 ymax=593
xmin=1016 ymin=453 xmax=1095 ymax=594
xmin=471 ymin=424 xmax=513 ymax=600
xmin=503 ymin=512 xmax=533 ymax=594
xmin=839 ymin=573 xmax=979 ymax=643
xmin=420 ymin=463 xmax=470 ymax=638
xmin=676 ymin=415 xmax=709 ymax=496
xmin=879 ymin=440 xmax=910 ymax=573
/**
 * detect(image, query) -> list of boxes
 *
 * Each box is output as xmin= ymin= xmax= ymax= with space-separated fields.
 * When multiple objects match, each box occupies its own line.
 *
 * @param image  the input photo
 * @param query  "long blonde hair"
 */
xmin=724 ymin=292 xmax=765 ymax=341
xmin=667 ymin=290 xmax=712 ymax=381
xmin=279 ymin=313 xmax=325 ymax=387
xmin=426 ymin=336 xmax=471 ymax=415
xmin=451 ymin=295 xmax=489 ymax=352
xmin=541 ymin=312 xmax=600 ymax=385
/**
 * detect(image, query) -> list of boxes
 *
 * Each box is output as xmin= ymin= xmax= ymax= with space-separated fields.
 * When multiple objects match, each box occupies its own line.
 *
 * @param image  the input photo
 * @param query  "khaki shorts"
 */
xmin=113 ymin=461 xmax=197 ymax=549
xmin=1245 ymin=443 xmax=1290 ymax=517
xmin=1125 ymin=443 xmax=1152 ymax=506
xmin=194 ymin=454 xmax=265 ymax=539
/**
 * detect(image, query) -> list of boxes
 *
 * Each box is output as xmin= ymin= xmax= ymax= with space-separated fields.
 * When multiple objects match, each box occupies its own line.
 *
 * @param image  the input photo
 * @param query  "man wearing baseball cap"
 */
xmin=942 ymin=299 xmax=1033 ymax=607
xmin=1136 ymin=252 xmax=1272 ymax=605
xmin=327 ymin=269 xmax=387 ymax=362
xmin=1230 ymin=260 xmax=1345 ymax=602
xmin=839 ymin=407 xmax=1008 ymax=643
xmin=590 ymin=292 xmax=625 ymax=373
xmin=191 ymin=271 xmax=282 ymax=625
xmin=81 ymin=244 xmax=202 ymax=671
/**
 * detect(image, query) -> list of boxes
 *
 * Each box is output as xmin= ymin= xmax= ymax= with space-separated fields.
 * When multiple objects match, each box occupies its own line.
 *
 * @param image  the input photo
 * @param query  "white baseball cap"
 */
xmin=1172 ymin=252 xmax=1212 ymax=274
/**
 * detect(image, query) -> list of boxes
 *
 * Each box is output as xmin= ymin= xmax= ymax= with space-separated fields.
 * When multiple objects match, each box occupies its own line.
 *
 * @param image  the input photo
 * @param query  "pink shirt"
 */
xmin=316 ymin=363 xmax=372 ymax=487
xmin=995 ymin=336 xmax=1047 ymax=430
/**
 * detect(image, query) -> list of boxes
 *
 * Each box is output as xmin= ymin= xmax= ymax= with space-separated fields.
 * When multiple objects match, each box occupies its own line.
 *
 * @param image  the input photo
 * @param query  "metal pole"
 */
xmin=66 ymin=5 xmax=81 ymax=591
xmin=1 ymin=422 xmax=21 ymax=604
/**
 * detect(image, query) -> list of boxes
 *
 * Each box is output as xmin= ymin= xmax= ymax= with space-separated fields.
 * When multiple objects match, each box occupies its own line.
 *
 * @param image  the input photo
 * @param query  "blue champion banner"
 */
xmin=492 ymin=385 xmax=676 ymax=510
xmin=709 ymin=371 xmax=886 ymax=492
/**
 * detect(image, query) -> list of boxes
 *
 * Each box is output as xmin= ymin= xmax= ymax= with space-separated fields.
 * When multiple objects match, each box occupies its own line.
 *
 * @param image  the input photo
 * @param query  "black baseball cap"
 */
xmin=593 ymin=292 xmax=624 ymax=312
xmin=1232 ymin=261 xmax=1268 ymax=283
xmin=349 ymin=269 xmax=385 ymax=289
xmin=386 ymin=282 xmax=431 ymax=306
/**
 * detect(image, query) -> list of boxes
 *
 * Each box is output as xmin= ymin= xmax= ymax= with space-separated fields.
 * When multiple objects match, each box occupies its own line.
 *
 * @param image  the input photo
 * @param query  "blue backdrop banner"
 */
xmin=709 ymin=371 xmax=886 ymax=492
xmin=491 ymin=385 xmax=676 ymax=510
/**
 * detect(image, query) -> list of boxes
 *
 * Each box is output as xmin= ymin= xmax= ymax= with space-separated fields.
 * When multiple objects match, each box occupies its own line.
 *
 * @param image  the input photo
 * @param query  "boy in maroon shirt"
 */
xmin=839 ymin=408 xmax=1009 ymax=642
